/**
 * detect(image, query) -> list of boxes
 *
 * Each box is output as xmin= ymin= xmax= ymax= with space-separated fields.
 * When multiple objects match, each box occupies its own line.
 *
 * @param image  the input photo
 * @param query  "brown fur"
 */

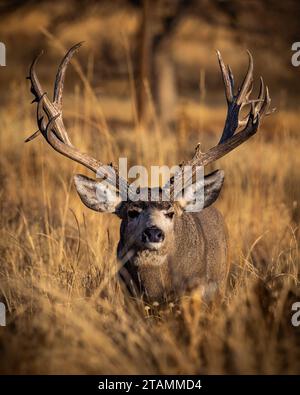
xmin=118 ymin=206 xmax=229 ymax=303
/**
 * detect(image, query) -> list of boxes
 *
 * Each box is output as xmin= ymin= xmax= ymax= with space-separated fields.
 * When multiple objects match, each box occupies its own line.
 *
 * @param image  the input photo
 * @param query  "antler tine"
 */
xmin=227 ymin=65 xmax=234 ymax=89
xmin=28 ymin=51 xmax=44 ymax=101
xmin=204 ymin=51 xmax=272 ymax=164
xmin=28 ymin=51 xmax=70 ymax=144
xmin=167 ymin=50 xmax=273 ymax=201
xmin=238 ymin=76 xmax=264 ymax=128
xmin=51 ymin=42 xmax=84 ymax=145
xmin=26 ymin=44 xmax=130 ymax=196
xmin=53 ymin=42 xmax=83 ymax=111
xmin=216 ymin=50 xmax=233 ymax=103
xmin=236 ymin=50 xmax=254 ymax=106
xmin=261 ymin=86 xmax=271 ymax=115
xmin=24 ymin=129 xmax=40 ymax=143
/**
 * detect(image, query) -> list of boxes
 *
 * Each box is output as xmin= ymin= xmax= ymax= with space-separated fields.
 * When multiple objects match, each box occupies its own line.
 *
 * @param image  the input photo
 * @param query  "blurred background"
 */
xmin=0 ymin=0 xmax=299 ymax=374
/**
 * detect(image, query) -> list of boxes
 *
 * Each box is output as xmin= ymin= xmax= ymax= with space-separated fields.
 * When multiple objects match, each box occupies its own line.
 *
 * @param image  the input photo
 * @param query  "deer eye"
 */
xmin=128 ymin=209 xmax=140 ymax=219
xmin=165 ymin=211 xmax=175 ymax=220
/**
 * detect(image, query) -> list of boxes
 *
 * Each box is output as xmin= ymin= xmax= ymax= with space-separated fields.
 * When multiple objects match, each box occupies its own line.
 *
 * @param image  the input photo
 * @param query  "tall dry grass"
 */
xmin=0 ymin=39 xmax=299 ymax=374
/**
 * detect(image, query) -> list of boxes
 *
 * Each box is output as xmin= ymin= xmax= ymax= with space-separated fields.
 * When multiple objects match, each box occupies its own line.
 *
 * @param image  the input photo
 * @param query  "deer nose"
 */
xmin=142 ymin=226 xmax=165 ymax=243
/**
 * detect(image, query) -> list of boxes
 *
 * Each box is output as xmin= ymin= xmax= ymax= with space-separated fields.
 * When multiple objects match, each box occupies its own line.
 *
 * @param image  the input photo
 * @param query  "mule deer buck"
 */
xmin=26 ymin=43 xmax=272 ymax=303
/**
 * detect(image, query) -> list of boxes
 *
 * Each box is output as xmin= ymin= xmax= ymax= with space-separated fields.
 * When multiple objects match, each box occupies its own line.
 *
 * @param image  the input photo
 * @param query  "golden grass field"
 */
xmin=0 ymin=0 xmax=299 ymax=374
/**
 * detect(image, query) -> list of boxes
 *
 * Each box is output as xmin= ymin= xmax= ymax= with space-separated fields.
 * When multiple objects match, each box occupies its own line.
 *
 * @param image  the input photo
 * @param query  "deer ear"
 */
xmin=74 ymin=174 xmax=122 ymax=214
xmin=203 ymin=169 xmax=225 ymax=208
xmin=180 ymin=169 xmax=225 ymax=212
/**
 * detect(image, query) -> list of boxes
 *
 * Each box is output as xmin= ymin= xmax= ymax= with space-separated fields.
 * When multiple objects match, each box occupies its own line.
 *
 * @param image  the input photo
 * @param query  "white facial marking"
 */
xmin=149 ymin=209 xmax=174 ymax=234
xmin=143 ymin=241 xmax=163 ymax=251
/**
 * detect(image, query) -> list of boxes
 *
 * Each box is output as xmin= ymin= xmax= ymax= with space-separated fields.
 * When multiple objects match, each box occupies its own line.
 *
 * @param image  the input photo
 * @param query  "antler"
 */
xmin=26 ymin=43 xmax=130 ymax=197
xmin=168 ymin=50 xmax=274 ymax=199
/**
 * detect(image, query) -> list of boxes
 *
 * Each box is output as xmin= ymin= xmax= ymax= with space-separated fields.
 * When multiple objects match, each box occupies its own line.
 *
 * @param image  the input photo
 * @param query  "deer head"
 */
xmin=26 ymin=44 xmax=273 ymax=262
